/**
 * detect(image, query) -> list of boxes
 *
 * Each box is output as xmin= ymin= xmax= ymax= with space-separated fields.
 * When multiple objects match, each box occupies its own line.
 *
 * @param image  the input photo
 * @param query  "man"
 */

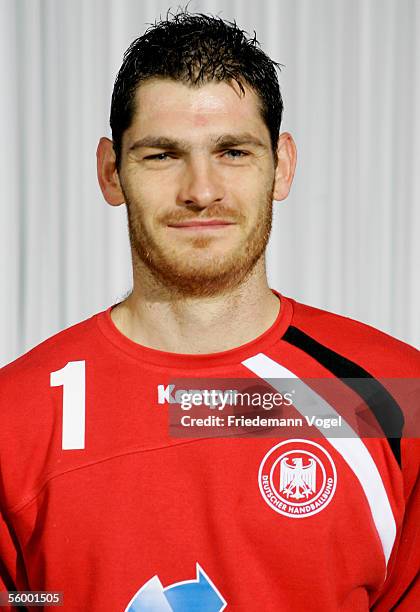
xmin=0 ymin=9 xmax=418 ymax=611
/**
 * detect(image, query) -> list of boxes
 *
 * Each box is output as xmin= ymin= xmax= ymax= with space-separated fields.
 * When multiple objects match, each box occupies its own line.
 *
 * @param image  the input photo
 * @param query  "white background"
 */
xmin=1 ymin=0 xmax=419 ymax=367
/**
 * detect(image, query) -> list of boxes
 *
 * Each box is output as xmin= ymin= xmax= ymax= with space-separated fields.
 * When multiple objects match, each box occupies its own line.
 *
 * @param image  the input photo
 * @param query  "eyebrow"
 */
xmin=128 ymin=133 xmax=267 ymax=152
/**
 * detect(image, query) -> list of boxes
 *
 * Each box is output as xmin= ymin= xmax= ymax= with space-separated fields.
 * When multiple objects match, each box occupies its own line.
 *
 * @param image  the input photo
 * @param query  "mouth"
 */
xmin=167 ymin=219 xmax=237 ymax=231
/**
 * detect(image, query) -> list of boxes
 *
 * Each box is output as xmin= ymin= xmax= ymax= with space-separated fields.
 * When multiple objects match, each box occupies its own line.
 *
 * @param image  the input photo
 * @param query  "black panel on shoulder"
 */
xmin=283 ymin=326 xmax=403 ymax=466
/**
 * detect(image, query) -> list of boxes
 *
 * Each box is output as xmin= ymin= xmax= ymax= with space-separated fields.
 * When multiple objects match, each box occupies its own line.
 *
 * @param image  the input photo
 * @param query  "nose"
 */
xmin=177 ymin=157 xmax=225 ymax=209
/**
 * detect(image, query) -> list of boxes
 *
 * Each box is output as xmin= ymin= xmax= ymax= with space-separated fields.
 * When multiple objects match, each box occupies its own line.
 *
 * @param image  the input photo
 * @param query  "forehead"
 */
xmin=128 ymin=78 xmax=267 ymax=136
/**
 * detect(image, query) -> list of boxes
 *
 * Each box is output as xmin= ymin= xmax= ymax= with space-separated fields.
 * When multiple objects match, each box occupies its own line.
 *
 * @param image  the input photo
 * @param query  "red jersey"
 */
xmin=0 ymin=291 xmax=419 ymax=611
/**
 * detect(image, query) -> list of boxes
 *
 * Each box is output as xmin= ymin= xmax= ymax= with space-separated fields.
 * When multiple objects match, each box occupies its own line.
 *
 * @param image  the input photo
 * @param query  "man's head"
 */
xmin=97 ymin=9 xmax=297 ymax=298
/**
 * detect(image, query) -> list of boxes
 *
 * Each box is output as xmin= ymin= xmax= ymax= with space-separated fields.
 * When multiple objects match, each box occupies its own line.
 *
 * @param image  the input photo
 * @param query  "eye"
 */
xmin=144 ymin=153 xmax=173 ymax=161
xmin=223 ymin=149 xmax=249 ymax=159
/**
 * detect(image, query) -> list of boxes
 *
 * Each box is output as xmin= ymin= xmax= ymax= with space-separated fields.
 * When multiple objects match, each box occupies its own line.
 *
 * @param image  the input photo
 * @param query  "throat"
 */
xmin=110 ymin=290 xmax=280 ymax=355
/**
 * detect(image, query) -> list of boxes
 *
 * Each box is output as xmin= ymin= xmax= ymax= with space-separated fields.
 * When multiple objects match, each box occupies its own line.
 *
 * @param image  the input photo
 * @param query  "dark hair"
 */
xmin=110 ymin=7 xmax=284 ymax=171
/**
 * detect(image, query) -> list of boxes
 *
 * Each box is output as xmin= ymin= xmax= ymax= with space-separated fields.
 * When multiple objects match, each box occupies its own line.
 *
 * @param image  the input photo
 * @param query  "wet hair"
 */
xmin=110 ymin=6 xmax=284 ymax=171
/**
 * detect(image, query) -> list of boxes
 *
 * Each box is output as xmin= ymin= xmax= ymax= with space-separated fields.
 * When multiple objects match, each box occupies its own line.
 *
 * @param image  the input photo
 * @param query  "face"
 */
xmin=118 ymin=78 xmax=277 ymax=297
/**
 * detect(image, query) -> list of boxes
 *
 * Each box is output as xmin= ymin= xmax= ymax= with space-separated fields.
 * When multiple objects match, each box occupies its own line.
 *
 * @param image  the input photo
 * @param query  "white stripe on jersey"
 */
xmin=241 ymin=352 xmax=397 ymax=567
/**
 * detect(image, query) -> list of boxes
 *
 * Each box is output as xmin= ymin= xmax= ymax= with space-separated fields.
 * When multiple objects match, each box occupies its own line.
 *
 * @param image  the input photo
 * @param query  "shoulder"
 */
xmin=285 ymin=297 xmax=419 ymax=377
xmin=0 ymin=310 xmax=107 ymax=511
xmin=0 ymin=310 xmax=103 ymax=391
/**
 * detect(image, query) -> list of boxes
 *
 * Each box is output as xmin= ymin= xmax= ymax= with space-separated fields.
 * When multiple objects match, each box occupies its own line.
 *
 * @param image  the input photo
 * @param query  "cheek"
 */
xmin=124 ymin=181 xmax=157 ymax=219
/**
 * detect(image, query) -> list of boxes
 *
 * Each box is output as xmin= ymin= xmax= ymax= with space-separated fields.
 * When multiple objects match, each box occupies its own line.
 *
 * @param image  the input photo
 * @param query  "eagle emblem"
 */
xmin=279 ymin=457 xmax=317 ymax=499
xmin=259 ymin=440 xmax=337 ymax=518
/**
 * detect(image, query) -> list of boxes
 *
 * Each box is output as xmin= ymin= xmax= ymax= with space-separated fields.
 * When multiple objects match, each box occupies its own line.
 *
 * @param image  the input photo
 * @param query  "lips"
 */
xmin=168 ymin=219 xmax=236 ymax=228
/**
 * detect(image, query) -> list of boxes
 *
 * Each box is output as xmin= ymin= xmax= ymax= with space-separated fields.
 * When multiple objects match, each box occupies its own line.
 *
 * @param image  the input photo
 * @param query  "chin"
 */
xmin=154 ymin=253 xmax=258 ymax=297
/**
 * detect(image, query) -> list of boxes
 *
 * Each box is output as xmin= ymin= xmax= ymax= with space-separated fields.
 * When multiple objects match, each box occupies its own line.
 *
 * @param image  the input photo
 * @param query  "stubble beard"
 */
xmin=124 ymin=186 xmax=274 ymax=298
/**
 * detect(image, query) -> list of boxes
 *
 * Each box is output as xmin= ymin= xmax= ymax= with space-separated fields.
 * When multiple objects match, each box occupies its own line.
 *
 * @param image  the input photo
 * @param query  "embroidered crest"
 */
xmin=259 ymin=439 xmax=337 ymax=518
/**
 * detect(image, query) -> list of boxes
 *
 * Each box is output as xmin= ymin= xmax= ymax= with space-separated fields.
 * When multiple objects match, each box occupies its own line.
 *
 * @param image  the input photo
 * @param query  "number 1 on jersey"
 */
xmin=50 ymin=360 xmax=86 ymax=450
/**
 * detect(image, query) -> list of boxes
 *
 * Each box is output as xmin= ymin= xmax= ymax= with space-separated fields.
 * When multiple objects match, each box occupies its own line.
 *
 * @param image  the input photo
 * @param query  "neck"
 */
xmin=111 ymin=260 xmax=280 ymax=354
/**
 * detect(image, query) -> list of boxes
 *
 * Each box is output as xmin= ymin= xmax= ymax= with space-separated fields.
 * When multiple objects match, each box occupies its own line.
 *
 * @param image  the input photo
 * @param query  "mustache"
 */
xmin=160 ymin=205 xmax=246 ymax=225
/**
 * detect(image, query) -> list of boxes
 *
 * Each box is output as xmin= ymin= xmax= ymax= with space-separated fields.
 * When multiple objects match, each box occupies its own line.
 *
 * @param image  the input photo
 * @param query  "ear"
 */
xmin=96 ymin=137 xmax=125 ymax=206
xmin=272 ymin=132 xmax=297 ymax=202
